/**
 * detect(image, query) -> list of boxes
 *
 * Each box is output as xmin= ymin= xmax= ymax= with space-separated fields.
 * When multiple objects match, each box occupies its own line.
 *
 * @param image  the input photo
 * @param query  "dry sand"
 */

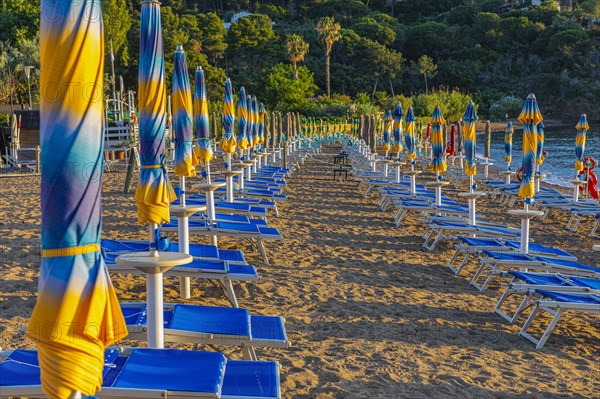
xmin=0 ymin=145 xmax=598 ymax=398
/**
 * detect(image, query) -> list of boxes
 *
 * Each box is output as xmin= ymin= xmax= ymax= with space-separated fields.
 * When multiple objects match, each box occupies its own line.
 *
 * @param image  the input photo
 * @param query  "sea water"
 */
xmin=481 ymin=127 xmax=599 ymax=188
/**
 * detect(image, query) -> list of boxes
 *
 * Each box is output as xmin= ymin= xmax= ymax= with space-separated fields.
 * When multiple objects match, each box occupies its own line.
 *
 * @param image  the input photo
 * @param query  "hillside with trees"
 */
xmin=1 ymin=0 xmax=599 ymax=121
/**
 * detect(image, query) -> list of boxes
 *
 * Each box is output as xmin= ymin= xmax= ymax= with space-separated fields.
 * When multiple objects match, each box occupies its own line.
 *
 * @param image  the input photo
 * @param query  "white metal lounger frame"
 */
xmin=470 ymin=258 xmax=600 ymax=292
xmin=494 ymin=280 xmax=599 ymax=323
xmin=122 ymin=303 xmax=289 ymax=361
xmin=518 ymin=295 xmax=600 ymax=349
xmin=108 ymin=262 xmax=256 ymax=307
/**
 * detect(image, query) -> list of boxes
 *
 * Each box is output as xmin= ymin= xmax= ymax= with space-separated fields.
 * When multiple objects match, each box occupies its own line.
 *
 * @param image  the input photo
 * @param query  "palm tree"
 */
xmin=316 ymin=17 xmax=341 ymax=97
xmin=286 ymin=34 xmax=310 ymax=80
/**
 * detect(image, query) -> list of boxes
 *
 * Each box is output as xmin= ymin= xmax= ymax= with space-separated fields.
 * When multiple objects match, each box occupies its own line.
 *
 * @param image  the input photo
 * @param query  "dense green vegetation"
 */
xmin=1 ymin=0 xmax=599 ymax=121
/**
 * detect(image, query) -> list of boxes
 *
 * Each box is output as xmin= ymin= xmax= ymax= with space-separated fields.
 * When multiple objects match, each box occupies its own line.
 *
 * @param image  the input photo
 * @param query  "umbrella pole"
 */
xmin=435 ymin=172 xmax=442 ymax=206
xmin=178 ymin=176 xmax=191 ymax=299
xmin=505 ymin=162 xmax=511 ymax=186
xmin=520 ymin=202 xmax=530 ymax=255
xmin=226 ymin=153 xmax=234 ymax=203
xmin=147 ymin=222 xmax=165 ymax=348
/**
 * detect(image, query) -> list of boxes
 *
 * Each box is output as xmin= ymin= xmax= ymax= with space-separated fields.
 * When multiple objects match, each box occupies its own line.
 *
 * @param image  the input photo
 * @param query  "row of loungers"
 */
xmin=0 ymin=140 xmax=321 ymax=397
xmin=345 ymin=138 xmax=599 ymax=350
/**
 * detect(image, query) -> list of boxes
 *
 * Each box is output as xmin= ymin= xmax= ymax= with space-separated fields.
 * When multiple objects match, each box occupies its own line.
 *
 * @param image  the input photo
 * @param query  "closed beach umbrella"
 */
xmin=517 ymin=93 xmax=542 ymax=199
xmin=236 ymin=87 xmax=249 ymax=150
xmin=405 ymin=106 xmax=417 ymax=161
xmin=575 ymin=114 xmax=588 ymax=172
xmin=392 ymin=102 xmax=403 ymax=154
xmin=26 ymin=0 xmax=127 ymax=396
xmin=462 ymin=100 xmax=478 ymax=176
xmin=430 ymin=106 xmax=447 ymax=174
xmin=504 ymin=121 xmax=514 ymax=164
xmin=221 ymin=78 xmax=236 ymax=154
xmin=484 ymin=120 xmax=491 ymax=159
xmin=258 ymin=103 xmax=266 ymax=145
xmin=246 ymin=95 xmax=255 ymax=149
xmin=252 ymin=97 xmax=260 ymax=147
xmin=448 ymin=124 xmax=456 ymax=156
xmin=172 ymin=47 xmax=197 ymax=176
xmin=536 ymin=121 xmax=545 ymax=167
xmin=193 ymin=66 xmax=212 ymax=163
xmin=135 ymin=0 xmax=176 ymax=225
xmin=382 ymin=111 xmax=392 ymax=153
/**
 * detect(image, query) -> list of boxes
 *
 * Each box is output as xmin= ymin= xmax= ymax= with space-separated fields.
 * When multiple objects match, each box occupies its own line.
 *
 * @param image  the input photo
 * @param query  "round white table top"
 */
xmin=508 ymin=209 xmax=544 ymax=218
xmin=116 ymin=251 xmax=193 ymax=274
xmin=425 ymin=180 xmax=450 ymax=187
xmin=458 ymin=191 xmax=486 ymax=199
xmin=193 ymin=182 xmax=226 ymax=191
xmin=170 ymin=205 xmax=205 ymax=217
xmin=222 ymin=170 xmax=242 ymax=177
xmin=403 ymin=170 xmax=422 ymax=176
xmin=593 ymin=245 xmax=600 ymax=252
xmin=570 ymin=179 xmax=588 ymax=186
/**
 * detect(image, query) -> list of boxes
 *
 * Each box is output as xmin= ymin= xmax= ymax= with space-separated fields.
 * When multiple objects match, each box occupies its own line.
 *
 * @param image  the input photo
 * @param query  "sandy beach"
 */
xmin=0 ymin=146 xmax=598 ymax=398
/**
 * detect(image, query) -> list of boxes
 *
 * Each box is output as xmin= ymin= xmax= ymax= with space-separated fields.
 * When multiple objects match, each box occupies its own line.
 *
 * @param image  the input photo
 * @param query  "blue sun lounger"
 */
xmin=0 ymin=348 xmax=281 ymax=398
xmin=518 ymin=290 xmax=600 ymax=349
xmin=470 ymin=251 xmax=600 ymax=291
xmin=422 ymin=221 xmax=521 ymax=251
xmin=121 ymin=303 xmax=289 ymax=359
xmin=102 ymin=247 xmax=257 ymax=307
xmin=101 ymin=238 xmax=248 ymax=265
xmin=447 ymin=236 xmax=577 ymax=275
xmin=161 ymin=220 xmax=282 ymax=264
xmin=493 ymin=271 xmax=599 ymax=323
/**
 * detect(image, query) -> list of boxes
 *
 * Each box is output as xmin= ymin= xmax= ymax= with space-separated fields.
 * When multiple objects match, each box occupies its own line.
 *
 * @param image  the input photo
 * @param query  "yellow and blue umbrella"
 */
xmin=251 ymin=97 xmax=260 ymax=147
xmin=172 ymin=46 xmax=197 ymax=177
xmin=135 ymin=0 xmax=176 ymax=225
xmin=258 ymin=103 xmax=266 ymax=146
xmin=391 ymin=102 xmax=403 ymax=154
xmin=536 ymin=121 xmax=545 ymax=166
xmin=405 ymin=107 xmax=417 ymax=161
xmin=462 ymin=100 xmax=478 ymax=176
xmin=194 ymin=66 xmax=213 ymax=163
xmin=504 ymin=121 xmax=514 ymax=164
xmin=382 ymin=111 xmax=392 ymax=153
xmin=236 ymin=87 xmax=249 ymax=150
xmin=430 ymin=106 xmax=447 ymax=174
xmin=27 ymin=1 xmax=127 ymax=397
xmin=221 ymin=78 xmax=236 ymax=154
xmin=575 ymin=114 xmax=589 ymax=172
xmin=245 ymin=95 xmax=255 ymax=149
xmin=517 ymin=93 xmax=543 ymax=199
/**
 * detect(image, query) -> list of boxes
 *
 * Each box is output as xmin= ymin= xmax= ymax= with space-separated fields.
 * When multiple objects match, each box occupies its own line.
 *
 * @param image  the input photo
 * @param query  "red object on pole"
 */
xmin=446 ymin=124 xmax=456 ymax=156
xmin=426 ymin=123 xmax=431 ymax=140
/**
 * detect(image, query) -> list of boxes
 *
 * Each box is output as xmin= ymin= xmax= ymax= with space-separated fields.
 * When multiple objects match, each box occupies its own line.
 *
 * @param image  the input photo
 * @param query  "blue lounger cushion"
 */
xmin=508 ymin=271 xmax=570 ymax=286
xmin=533 ymin=290 xmax=600 ymax=304
xmin=505 ymin=241 xmax=574 ymax=258
xmin=533 ymin=256 xmax=600 ymax=273
xmin=219 ymin=249 xmax=247 ymax=264
xmin=569 ymin=276 xmax=600 ymax=290
xmin=458 ymin=237 xmax=502 ymax=246
xmin=107 ymin=349 xmax=226 ymax=392
xmin=221 ymin=360 xmax=280 ymax=399
xmin=483 ymin=251 xmax=532 ymax=261
xmin=250 ymin=316 xmax=288 ymax=344
xmin=102 ymin=239 xmax=220 ymax=260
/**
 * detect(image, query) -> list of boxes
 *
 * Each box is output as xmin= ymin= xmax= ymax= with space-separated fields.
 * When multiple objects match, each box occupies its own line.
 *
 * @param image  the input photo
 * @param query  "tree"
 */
xmin=101 ymin=0 xmax=132 ymax=65
xmin=417 ymin=55 xmax=437 ymax=93
xmin=227 ymin=14 xmax=276 ymax=51
xmin=197 ymin=12 xmax=227 ymax=64
xmin=316 ymin=16 xmax=341 ymax=97
xmin=286 ymin=34 xmax=310 ymax=80
xmin=263 ymin=63 xmax=318 ymax=112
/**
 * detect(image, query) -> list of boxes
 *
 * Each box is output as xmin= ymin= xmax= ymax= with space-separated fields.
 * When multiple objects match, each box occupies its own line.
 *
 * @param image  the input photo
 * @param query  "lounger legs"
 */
xmin=258 ymin=239 xmax=269 ymax=264
xmin=242 ymin=346 xmax=258 ymax=360
xmin=519 ymin=305 xmax=564 ymax=349
xmin=219 ymin=280 xmax=239 ymax=307
xmin=448 ymin=252 xmax=470 ymax=275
